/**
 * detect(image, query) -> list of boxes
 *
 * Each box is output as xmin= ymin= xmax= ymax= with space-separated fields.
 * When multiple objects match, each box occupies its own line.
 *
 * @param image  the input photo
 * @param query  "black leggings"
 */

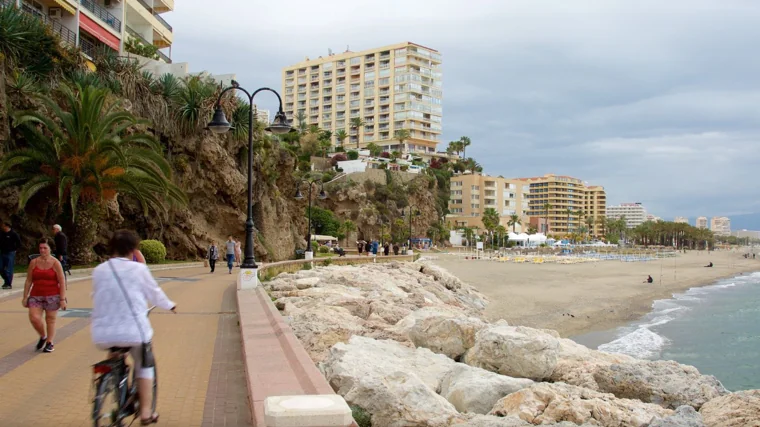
xmin=209 ymin=259 xmax=216 ymax=272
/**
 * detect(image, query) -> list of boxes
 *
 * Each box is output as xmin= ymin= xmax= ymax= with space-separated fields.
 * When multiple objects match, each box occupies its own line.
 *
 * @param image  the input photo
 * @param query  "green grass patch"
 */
xmin=351 ymin=405 xmax=372 ymax=427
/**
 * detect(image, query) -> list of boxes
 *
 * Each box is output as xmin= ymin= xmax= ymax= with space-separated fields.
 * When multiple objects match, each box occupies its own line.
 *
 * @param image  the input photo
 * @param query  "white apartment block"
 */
xmin=696 ymin=217 xmax=708 ymax=229
xmin=710 ymin=217 xmax=731 ymax=236
xmin=674 ymin=216 xmax=689 ymax=224
xmin=254 ymin=108 xmax=270 ymax=125
xmin=606 ymin=202 xmax=648 ymax=228
xmin=282 ymin=42 xmax=443 ymax=155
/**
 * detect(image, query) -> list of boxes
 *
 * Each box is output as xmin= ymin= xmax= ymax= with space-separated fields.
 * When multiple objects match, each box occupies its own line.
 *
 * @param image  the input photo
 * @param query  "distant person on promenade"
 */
xmin=234 ymin=239 xmax=242 ymax=267
xmin=52 ymin=224 xmax=68 ymax=266
xmin=383 ymin=242 xmax=390 ymax=256
xmin=1 ymin=219 xmax=22 ymax=289
xmin=372 ymin=240 xmax=379 ymax=256
xmin=207 ymin=241 xmax=219 ymax=273
xmin=357 ymin=240 xmax=363 ymax=255
xmin=22 ymin=238 xmax=66 ymax=353
xmin=225 ymin=236 xmax=236 ymax=274
xmin=393 ymin=243 xmax=400 ymax=255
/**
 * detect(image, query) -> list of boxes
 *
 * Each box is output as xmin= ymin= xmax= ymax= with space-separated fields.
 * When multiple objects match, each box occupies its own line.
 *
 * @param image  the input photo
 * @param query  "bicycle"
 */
xmin=91 ymin=306 xmax=158 ymax=427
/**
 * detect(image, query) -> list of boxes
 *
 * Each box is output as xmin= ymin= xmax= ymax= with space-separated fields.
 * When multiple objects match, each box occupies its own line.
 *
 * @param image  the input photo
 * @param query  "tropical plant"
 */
xmin=507 ymin=214 xmax=522 ymax=233
xmin=340 ymin=220 xmax=356 ymax=246
xmin=173 ymin=74 xmax=218 ymax=136
xmin=347 ymin=150 xmax=359 ymax=160
xmin=542 ymin=202 xmax=552 ymax=235
xmin=495 ymin=225 xmax=508 ymax=248
xmin=481 ymin=208 xmax=500 ymax=237
xmin=334 ymin=129 xmax=348 ymax=148
xmin=459 ymin=136 xmax=472 ymax=158
xmin=564 ymin=208 xmax=574 ymax=235
xmin=295 ymin=111 xmax=308 ymax=134
xmin=151 ymin=73 xmax=182 ymax=100
xmin=394 ymin=129 xmax=411 ymax=153
xmin=527 ymin=226 xmax=538 ymax=234
xmin=0 ymin=84 xmax=186 ymax=263
xmin=349 ymin=117 xmax=364 ymax=148
xmin=124 ymin=37 xmax=159 ymax=60
xmin=585 ymin=216 xmax=595 ymax=238
xmin=461 ymin=226 xmax=477 ymax=248
xmin=366 ymin=142 xmax=382 ymax=157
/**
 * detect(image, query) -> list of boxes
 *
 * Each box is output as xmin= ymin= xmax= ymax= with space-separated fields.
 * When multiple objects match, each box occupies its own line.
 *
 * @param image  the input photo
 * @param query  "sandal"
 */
xmin=140 ymin=413 xmax=159 ymax=425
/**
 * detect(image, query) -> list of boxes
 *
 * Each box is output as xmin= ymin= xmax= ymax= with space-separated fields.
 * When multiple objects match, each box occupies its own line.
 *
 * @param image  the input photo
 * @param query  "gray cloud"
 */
xmin=168 ymin=0 xmax=760 ymax=218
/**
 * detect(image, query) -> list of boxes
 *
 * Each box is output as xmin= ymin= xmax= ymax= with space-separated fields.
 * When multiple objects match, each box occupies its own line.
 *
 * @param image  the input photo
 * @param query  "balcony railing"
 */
xmin=18 ymin=2 xmax=77 ymax=47
xmin=134 ymin=0 xmax=173 ymax=32
xmin=81 ymin=0 xmax=122 ymax=32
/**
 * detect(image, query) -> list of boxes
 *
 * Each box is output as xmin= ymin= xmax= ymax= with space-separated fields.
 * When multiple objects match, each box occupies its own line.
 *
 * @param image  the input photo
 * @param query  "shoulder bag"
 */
xmin=107 ymin=260 xmax=155 ymax=367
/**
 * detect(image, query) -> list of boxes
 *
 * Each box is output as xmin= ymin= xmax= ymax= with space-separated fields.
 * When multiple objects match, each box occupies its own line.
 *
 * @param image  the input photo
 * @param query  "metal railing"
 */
xmin=79 ymin=37 xmax=96 ymax=58
xmin=18 ymin=2 xmax=77 ymax=47
xmin=126 ymin=25 xmax=171 ymax=63
xmin=81 ymin=0 xmax=122 ymax=32
xmin=152 ymin=12 xmax=172 ymax=32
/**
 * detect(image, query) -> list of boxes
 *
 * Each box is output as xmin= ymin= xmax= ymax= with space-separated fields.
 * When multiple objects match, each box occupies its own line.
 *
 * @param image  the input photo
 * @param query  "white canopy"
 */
xmin=508 ymin=232 xmax=528 ymax=241
xmin=311 ymin=235 xmax=338 ymax=242
xmin=528 ymin=233 xmax=548 ymax=243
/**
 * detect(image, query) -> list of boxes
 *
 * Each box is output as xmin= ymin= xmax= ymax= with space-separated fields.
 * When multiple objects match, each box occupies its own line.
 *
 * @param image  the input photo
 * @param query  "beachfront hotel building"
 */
xmin=281 ymin=42 xmax=443 ymax=155
xmin=1 ymin=0 xmax=175 ymax=68
xmin=710 ymin=216 xmax=731 ymax=236
xmin=696 ymin=217 xmax=708 ymax=229
xmin=674 ymin=217 xmax=689 ymax=224
xmin=521 ymin=174 xmax=607 ymax=237
xmin=446 ymin=173 xmax=530 ymax=232
xmin=606 ymin=202 xmax=648 ymax=229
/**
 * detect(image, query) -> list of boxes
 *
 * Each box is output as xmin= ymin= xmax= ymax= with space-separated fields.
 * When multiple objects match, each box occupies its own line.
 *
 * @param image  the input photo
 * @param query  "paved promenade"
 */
xmin=0 ymin=267 xmax=251 ymax=427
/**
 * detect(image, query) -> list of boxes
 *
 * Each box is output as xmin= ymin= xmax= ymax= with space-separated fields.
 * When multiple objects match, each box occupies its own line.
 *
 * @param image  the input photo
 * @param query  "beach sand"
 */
xmin=430 ymin=250 xmax=760 ymax=337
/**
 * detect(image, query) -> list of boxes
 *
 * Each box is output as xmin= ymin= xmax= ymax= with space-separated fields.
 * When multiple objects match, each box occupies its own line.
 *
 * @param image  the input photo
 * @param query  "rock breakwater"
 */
xmin=264 ymin=261 xmax=758 ymax=427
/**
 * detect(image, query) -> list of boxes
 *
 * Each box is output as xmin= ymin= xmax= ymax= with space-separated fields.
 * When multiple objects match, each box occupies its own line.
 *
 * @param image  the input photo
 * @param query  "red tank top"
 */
xmin=30 ymin=267 xmax=59 ymax=297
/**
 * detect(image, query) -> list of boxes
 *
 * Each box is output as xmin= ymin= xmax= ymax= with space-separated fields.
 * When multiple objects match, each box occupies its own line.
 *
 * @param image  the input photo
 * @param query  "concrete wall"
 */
xmin=332 ymin=168 xmax=420 ymax=186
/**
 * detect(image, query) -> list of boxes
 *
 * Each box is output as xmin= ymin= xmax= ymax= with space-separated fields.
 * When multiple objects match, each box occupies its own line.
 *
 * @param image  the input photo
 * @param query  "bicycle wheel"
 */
xmin=92 ymin=373 xmax=123 ymax=427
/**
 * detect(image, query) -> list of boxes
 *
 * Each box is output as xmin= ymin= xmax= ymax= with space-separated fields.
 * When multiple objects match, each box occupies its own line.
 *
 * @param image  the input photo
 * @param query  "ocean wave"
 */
xmin=599 ymin=327 xmax=670 ymax=359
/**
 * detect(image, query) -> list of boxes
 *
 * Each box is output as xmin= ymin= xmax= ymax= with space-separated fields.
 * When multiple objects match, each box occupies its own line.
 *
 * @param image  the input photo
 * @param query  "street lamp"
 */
xmin=401 ymin=206 xmax=419 ymax=253
xmin=207 ymin=84 xmax=291 ymax=269
xmin=295 ymin=179 xmax=327 ymax=256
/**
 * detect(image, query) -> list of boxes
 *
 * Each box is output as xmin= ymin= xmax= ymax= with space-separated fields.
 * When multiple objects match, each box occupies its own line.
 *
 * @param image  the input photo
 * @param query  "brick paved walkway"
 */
xmin=0 ymin=267 xmax=252 ymax=427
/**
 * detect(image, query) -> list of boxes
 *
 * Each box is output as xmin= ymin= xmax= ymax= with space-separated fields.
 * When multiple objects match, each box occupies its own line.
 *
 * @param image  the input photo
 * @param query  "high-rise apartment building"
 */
xmin=674 ymin=217 xmax=689 ymax=224
xmin=696 ymin=217 xmax=708 ymax=229
xmin=523 ymin=174 xmax=607 ymax=237
xmin=447 ymin=174 xmax=530 ymax=232
xmin=606 ymin=203 xmax=648 ymax=229
xmin=710 ymin=217 xmax=731 ymax=236
xmin=282 ymin=42 xmax=443 ymax=154
xmin=2 ymin=0 xmax=174 ymax=66
xmin=254 ymin=108 xmax=270 ymax=125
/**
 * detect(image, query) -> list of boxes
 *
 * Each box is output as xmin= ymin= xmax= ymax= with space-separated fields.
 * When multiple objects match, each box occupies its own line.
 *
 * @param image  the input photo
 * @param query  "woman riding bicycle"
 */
xmin=91 ymin=230 xmax=176 ymax=425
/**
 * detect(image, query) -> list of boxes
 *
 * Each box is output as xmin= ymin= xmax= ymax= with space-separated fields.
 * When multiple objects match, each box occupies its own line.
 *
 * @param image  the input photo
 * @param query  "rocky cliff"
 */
xmin=264 ymin=260 xmax=759 ymax=427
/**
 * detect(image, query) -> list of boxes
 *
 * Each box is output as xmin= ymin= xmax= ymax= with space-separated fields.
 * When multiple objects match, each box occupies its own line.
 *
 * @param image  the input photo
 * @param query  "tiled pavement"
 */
xmin=0 ymin=267 xmax=252 ymax=427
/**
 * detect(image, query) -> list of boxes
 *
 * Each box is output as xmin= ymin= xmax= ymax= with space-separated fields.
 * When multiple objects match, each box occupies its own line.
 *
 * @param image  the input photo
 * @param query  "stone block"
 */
xmin=264 ymin=394 xmax=353 ymax=427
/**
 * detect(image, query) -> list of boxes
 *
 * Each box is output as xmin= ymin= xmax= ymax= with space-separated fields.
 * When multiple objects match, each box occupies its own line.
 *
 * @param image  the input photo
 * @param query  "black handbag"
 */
xmin=107 ymin=260 xmax=155 ymax=368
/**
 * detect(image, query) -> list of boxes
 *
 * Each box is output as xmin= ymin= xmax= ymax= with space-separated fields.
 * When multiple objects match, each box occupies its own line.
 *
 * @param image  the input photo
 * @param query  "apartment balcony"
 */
xmin=80 ymin=0 xmax=122 ymax=32
xmin=12 ymin=1 xmax=77 ymax=47
xmin=152 ymin=0 xmax=174 ymax=13
xmin=126 ymin=26 xmax=171 ymax=62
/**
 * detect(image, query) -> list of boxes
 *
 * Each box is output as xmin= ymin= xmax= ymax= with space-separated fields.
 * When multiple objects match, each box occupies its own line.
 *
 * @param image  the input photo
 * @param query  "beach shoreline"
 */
xmin=429 ymin=250 xmax=759 ymax=337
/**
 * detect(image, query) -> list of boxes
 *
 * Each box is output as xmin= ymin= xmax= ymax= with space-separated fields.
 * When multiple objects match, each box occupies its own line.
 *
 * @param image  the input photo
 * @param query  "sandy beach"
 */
xmin=430 ymin=250 xmax=760 ymax=337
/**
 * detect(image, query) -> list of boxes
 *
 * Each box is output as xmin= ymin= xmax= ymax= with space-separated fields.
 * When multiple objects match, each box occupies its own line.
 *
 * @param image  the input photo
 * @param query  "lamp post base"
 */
xmin=238 ymin=267 xmax=259 ymax=290
xmin=304 ymin=251 xmax=314 ymax=260
xmin=407 ymin=250 xmax=414 ymax=256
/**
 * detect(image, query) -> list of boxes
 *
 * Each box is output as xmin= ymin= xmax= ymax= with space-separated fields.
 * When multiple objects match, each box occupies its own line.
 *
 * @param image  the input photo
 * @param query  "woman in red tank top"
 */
xmin=22 ymin=238 xmax=66 ymax=353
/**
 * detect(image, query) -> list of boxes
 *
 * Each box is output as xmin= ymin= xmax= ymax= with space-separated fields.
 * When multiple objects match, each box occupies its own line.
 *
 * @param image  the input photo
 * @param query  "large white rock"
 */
xmin=699 ymin=389 xmax=760 ymax=427
xmin=294 ymin=277 xmax=321 ymax=289
xmin=489 ymin=382 xmax=674 ymax=426
xmin=593 ymin=360 xmax=729 ymax=410
xmin=464 ymin=323 xmax=560 ymax=381
xmin=289 ymin=306 xmax=366 ymax=363
xmin=405 ymin=313 xmax=487 ymax=360
xmin=439 ymin=364 xmax=534 ymax=414
xmin=550 ymin=338 xmax=636 ymax=390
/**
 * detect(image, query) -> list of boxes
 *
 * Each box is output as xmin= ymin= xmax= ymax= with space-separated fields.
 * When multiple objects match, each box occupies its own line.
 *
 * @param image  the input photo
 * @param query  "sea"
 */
xmin=573 ymin=271 xmax=760 ymax=391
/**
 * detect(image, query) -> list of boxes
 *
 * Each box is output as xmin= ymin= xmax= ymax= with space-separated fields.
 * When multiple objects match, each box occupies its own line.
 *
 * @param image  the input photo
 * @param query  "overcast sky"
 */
xmin=169 ymin=0 xmax=760 ymax=219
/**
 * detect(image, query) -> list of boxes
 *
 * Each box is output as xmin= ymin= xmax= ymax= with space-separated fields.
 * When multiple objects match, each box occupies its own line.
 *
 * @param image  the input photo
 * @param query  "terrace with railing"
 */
xmin=81 ymin=0 xmax=122 ymax=32
xmin=126 ymin=25 xmax=171 ymax=63
xmin=14 ymin=2 xmax=77 ymax=47
xmin=134 ymin=0 xmax=172 ymax=32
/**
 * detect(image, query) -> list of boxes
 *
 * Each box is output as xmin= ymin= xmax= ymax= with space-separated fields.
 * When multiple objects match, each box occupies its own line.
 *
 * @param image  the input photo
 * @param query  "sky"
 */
xmin=169 ymin=0 xmax=760 ymax=219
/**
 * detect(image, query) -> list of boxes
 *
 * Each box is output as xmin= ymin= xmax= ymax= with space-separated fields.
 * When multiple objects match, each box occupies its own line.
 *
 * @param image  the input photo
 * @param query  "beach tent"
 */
xmin=528 ymin=233 xmax=548 ymax=244
xmin=508 ymin=232 xmax=528 ymax=242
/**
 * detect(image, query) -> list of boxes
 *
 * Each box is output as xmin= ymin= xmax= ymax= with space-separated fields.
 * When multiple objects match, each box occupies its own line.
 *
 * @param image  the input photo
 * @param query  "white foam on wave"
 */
xmin=599 ymin=327 xmax=670 ymax=359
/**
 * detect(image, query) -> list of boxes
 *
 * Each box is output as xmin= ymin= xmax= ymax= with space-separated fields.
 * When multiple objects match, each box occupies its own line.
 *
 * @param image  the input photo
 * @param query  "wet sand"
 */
xmin=431 ymin=250 xmax=759 ymax=337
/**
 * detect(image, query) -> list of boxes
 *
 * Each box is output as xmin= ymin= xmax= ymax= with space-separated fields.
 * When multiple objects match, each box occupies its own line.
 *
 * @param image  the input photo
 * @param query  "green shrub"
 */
xmin=318 ymin=245 xmax=330 ymax=254
xmin=322 ymin=258 xmax=333 ymax=267
xmin=139 ymin=240 xmax=167 ymax=263
xmin=351 ymin=405 xmax=372 ymax=427
xmin=347 ymin=150 xmax=359 ymax=160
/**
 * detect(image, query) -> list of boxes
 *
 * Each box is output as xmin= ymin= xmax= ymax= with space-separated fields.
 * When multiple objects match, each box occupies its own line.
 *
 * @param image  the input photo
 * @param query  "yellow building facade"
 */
xmin=446 ymin=173 xmax=530 ymax=232
xmin=282 ymin=42 xmax=442 ymax=155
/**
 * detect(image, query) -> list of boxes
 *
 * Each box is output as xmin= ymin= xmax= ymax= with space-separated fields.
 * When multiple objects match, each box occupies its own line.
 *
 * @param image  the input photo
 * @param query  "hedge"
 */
xmin=140 ymin=240 xmax=167 ymax=264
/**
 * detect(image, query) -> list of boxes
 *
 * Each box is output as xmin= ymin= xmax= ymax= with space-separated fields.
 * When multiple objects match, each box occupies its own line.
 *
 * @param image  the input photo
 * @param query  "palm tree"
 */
xmin=295 ymin=111 xmax=308 ymax=134
xmin=482 ymin=208 xmax=500 ymax=247
xmin=462 ymin=226 xmax=476 ymax=249
xmin=341 ymin=220 xmax=356 ymax=246
xmin=597 ymin=217 xmax=608 ymax=240
xmin=495 ymin=225 xmax=507 ymax=248
xmin=0 ymin=84 xmax=186 ymax=263
xmin=542 ymin=202 xmax=552 ymax=235
xmin=334 ymin=129 xmax=348 ymax=149
xmin=349 ymin=117 xmax=364 ymax=149
xmin=507 ymin=214 xmax=522 ymax=233
xmin=459 ymin=136 xmax=472 ymax=158
xmin=576 ymin=210 xmax=585 ymax=240
xmin=395 ymin=129 xmax=411 ymax=153
xmin=585 ymin=216 xmax=596 ymax=239
xmin=564 ymin=208 xmax=574 ymax=235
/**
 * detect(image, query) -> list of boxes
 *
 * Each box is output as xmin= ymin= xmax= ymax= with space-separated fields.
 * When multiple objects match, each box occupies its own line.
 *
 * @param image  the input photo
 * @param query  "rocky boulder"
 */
xmin=288 ymin=306 xmax=366 ymax=363
xmin=489 ymin=382 xmax=673 ymax=426
xmin=649 ymin=405 xmax=705 ymax=427
xmin=550 ymin=338 xmax=636 ymax=390
xmin=593 ymin=360 xmax=728 ymax=410
xmin=404 ymin=312 xmax=487 ymax=360
xmin=439 ymin=364 xmax=534 ymax=414
xmin=464 ymin=323 xmax=560 ymax=381
xmin=699 ymin=389 xmax=760 ymax=427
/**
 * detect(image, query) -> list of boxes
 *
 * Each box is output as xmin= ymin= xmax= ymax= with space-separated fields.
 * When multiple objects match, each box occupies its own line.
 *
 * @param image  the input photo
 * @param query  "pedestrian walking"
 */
xmin=225 ymin=236 xmax=236 ymax=274
xmin=235 ymin=239 xmax=242 ymax=267
xmin=357 ymin=240 xmax=363 ymax=255
xmin=364 ymin=240 xmax=371 ymax=256
xmin=207 ymin=241 xmax=219 ymax=273
xmin=383 ymin=243 xmax=390 ymax=256
xmin=372 ymin=240 xmax=379 ymax=256
xmin=1 ymin=219 xmax=22 ymax=289
xmin=393 ymin=243 xmax=400 ymax=255
xmin=52 ymin=224 xmax=68 ymax=265
xmin=22 ymin=238 xmax=66 ymax=353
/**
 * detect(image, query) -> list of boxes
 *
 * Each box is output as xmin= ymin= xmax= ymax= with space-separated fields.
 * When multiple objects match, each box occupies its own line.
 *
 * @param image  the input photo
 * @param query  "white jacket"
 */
xmin=90 ymin=258 xmax=175 ymax=348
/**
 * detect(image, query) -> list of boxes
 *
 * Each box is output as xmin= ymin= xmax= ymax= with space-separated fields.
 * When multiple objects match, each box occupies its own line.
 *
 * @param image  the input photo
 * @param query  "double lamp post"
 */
xmin=206 ymin=84 xmax=291 ymax=270
xmin=295 ymin=179 xmax=326 ymax=259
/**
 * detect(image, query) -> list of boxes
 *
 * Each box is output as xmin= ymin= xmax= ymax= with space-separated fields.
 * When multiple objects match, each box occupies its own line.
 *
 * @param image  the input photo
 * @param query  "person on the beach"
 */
xmin=705 ymin=262 xmax=713 ymax=268
xmin=644 ymin=275 xmax=653 ymax=283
